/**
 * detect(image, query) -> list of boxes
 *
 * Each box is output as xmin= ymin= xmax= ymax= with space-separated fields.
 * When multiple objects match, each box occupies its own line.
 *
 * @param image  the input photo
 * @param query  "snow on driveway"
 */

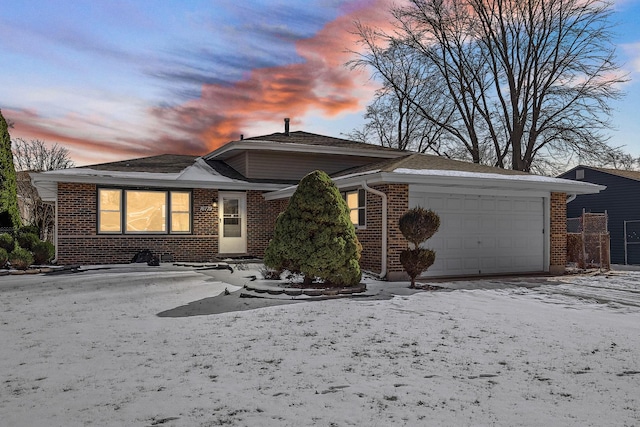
xmin=1 ymin=266 xmax=639 ymax=426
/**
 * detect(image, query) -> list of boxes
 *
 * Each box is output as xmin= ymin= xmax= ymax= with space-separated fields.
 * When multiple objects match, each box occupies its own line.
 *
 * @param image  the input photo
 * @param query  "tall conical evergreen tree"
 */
xmin=0 ymin=110 xmax=22 ymax=228
xmin=264 ymin=170 xmax=362 ymax=287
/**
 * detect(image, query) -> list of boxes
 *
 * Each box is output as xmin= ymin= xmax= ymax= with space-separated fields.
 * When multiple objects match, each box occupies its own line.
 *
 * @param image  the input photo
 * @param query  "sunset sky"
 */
xmin=2 ymin=0 xmax=640 ymax=166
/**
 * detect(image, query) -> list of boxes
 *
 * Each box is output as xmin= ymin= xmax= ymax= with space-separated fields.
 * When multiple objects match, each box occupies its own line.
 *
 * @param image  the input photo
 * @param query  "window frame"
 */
xmin=97 ymin=188 xmax=122 ymax=234
xmin=97 ymin=188 xmax=193 ymax=235
xmin=169 ymin=191 xmax=192 ymax=234
xmin=343 ymin=188 xmax=366 ymax=229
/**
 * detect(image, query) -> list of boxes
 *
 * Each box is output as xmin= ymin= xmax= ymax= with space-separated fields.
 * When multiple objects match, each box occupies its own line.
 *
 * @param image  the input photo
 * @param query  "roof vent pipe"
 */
xmin=240 ymin=134 xmax=244 ymax=140
xmin=284 ymin=118 xmax=290 ymax=136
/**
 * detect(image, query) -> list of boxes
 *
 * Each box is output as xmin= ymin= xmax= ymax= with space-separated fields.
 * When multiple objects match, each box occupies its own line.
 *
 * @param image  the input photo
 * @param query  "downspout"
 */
xmin=53 ymin=199 xmax=58 ymax=264
xmin=566 ymin=194 xmax=577 ymax=204
xmin=362 ymin=182 xmax=387 ymax=279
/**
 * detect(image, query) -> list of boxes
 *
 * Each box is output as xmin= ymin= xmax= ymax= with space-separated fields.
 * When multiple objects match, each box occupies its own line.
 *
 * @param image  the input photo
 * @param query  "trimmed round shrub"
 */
xmin=264 ymin=170 xmax=362 ymax=287
xmin=399 ymin=248 xmax=436 ymax=284
xmin=9 ymin=247 xmax=33 ymax=270
xmin=16 ymin=232 xmax=39 ymax=251
xmin=398 ymin=207 xmax=441 ymax=288
xmin=0 ymin=232 xmax=14 ymax=252
xmin=0 ymin=247 xmax=8 ymax=267
xmin=32 ymin=241 xmax=55 ymax=265
xmin=398 ymin=207 xmax=440 ymax=247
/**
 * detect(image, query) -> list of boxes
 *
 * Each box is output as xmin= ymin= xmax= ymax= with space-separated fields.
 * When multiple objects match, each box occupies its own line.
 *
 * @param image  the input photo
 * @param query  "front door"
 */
xmin=218 ymin=192 xmax=247 ymax=254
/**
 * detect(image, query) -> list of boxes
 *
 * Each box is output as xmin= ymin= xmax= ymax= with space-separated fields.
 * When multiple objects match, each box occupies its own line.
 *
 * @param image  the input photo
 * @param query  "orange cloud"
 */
xmin=152 ymin=0 xmax=394 ymax=152
xmin=9 ymin=0 xmax=396 ymax=165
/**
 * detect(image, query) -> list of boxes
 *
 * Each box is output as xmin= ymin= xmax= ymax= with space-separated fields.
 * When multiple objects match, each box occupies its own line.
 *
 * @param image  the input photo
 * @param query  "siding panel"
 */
xmin=560 ymin=168 xmax=638 ymax=264
xmin=246 ymin=151 xmax=381 ymax=180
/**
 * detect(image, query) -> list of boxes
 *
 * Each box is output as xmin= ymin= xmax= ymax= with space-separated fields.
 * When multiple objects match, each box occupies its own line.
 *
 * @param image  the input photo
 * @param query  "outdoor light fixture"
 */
xmin=212 ymin=199 xmax=218 ymax=208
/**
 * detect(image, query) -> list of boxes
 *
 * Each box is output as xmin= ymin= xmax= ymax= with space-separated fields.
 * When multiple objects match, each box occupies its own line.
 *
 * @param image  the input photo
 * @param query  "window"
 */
xmin=97 ymin=188 xmax=192 ymax=234
xmin=98 ymin=189 xmax=122 ymax=233
xmin=125 ymin=190 xmax=166 ymax=233
xmin=344 ymin=189 xmax=366 ymax=227
xmin=170 ymin=192 xmax=191 ymax=233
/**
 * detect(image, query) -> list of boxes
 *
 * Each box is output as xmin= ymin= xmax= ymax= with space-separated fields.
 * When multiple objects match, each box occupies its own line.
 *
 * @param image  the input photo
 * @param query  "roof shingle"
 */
xmin=333 ymin=153 xmax=530 ymax=177
xmin=83 ymin=154 xmax=199 ymax=173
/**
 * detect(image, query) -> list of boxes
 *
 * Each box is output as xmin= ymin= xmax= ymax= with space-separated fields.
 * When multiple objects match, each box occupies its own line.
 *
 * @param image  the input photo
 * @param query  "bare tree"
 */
xmin=12 ymin=139 xmax=74 ymax=240
xmin=13 ymin=138 xmax=74 ymax=172
xmin=350 ymin=0 xmax=626 ymax=172
xmin=348 ymin=24 xmax=460 ymax=157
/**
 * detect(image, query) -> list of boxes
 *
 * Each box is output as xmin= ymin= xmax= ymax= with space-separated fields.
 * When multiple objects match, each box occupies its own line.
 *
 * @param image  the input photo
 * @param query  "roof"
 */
xmin=242 ymin=131 xmax=401 ymax=153
xmin=30 ymin=156 xmax=287 ymax=202
xmin=579 ymin=166 xmax=640 ymax=182
xmin=83 ymin=154 xmax=200 ymax=173
xmin=333 ymin=153 xmax=529 ymax=178
xmin=30 ymin=130 xmax=604 ymax=202
xmin=205 ymin=131 xmax=406 ymax=160
xmin=266 ymin=153 xmax=604 ymax=200
xmin=204 ymin=159 xmax=298 ymax=185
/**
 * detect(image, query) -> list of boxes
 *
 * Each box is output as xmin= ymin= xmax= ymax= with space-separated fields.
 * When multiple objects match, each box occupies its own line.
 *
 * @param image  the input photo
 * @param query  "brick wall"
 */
xmin=355 ymin=184 xmax=409 ymax=278
xmin=56 ymin=183 xmax=220 ymax=264
xmin=247 ymin=192 xmax=287 ymax=257
xmin=549 ymin=191 xmax=567 ymax=275
xmin=56 ymin=182 xmax=565 ymax=277
xmin=356 ymin=189 xmax=383 ymax=273
xmin=384 ymin=184 xmax=409 ymax=278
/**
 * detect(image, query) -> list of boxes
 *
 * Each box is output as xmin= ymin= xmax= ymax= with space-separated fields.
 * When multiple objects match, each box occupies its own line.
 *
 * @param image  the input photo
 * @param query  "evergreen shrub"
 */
xmin=0 ymin=232 xmax=14 ymax=252
xmin=9 ymin=246 xmax=33 ymax=270
xmin=264 ymin=170 xmax=362 ymax=287
xmin=0 ymin=247 xmax=7 ymax=267
xmin=32 ymin=241 xmax=55 ymax=264
xmin=16 ymin=232 xmax=39 ymax=251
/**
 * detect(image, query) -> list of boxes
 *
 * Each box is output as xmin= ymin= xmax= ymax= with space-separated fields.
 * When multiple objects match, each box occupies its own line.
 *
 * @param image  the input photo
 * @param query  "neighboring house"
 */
xmin=559 ymin=165 xmax=640 ymax=265
xmin=32 ymin=122 xmax=602 ymax=279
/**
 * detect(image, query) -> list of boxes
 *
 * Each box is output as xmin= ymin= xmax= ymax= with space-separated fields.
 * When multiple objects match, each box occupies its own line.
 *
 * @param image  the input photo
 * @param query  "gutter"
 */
xmin=361 ymin=181 xmax=387 ymax=279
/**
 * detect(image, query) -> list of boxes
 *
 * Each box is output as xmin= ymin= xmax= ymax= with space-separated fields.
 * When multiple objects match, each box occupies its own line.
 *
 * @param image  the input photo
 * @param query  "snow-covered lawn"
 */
xmin=1 ymin=266 xmax=639 ymax=426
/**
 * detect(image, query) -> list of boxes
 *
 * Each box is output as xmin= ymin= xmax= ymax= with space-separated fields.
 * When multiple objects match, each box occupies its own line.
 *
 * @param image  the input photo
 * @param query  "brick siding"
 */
xmin=355 ymin=184 xmax=409 ymax=277
xmin=549 ymin=191 xmax=567 ymax=274
xmin=56 ymin=183 xmax=220 ymax=264
xmin=55 ymin=182 xmax=566 ymax=276
xmin=247 ymin=192 xmax=287 ymax=257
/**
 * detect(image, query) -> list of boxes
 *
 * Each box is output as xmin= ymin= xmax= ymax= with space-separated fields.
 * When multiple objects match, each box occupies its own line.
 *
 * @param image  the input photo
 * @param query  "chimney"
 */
xmin=284 ymin=117 xmax=290 ymax=136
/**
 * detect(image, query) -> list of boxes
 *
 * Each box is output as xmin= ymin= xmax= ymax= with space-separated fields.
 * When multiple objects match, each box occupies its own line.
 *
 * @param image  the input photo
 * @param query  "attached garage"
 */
xmin=409 ymin=190 xmax=545 ymax=277
xmin=265 ymin=152 xmax=605 ymax=280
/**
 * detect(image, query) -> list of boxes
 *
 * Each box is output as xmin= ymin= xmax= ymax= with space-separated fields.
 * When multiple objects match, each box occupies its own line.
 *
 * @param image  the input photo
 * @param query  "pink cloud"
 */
xmin=9 ymin=0 xmax=395 ymax=165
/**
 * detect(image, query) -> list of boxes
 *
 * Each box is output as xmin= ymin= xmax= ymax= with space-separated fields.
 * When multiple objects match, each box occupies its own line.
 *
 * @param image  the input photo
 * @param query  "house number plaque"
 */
xmin=200 ymin=206 xmax=213 ymax=212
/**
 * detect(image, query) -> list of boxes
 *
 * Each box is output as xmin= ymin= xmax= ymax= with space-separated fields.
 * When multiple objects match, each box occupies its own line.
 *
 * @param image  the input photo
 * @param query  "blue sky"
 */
xmin=1 ymin=0 xmax=639 ymax=166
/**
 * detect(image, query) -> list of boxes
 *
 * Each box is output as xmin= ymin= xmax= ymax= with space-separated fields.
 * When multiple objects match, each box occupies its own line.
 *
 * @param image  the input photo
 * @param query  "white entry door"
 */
xmin=218 ymin=192 xmax=247 ymax=254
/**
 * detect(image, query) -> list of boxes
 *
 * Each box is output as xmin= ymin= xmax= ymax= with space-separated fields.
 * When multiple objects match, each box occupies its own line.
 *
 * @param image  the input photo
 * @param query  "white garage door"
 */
xmin=409 ymin=192 xmax=545 ymax=277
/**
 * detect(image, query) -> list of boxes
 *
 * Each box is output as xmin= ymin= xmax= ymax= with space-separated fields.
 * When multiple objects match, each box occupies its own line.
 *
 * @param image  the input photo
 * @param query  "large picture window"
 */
xmin=344 ymin=189 xmax=366 ymax=228
xmin=97 ymin=188 xmax=192 ymax=234
xmin=125 ymin=190 xmax=166 ymax=233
